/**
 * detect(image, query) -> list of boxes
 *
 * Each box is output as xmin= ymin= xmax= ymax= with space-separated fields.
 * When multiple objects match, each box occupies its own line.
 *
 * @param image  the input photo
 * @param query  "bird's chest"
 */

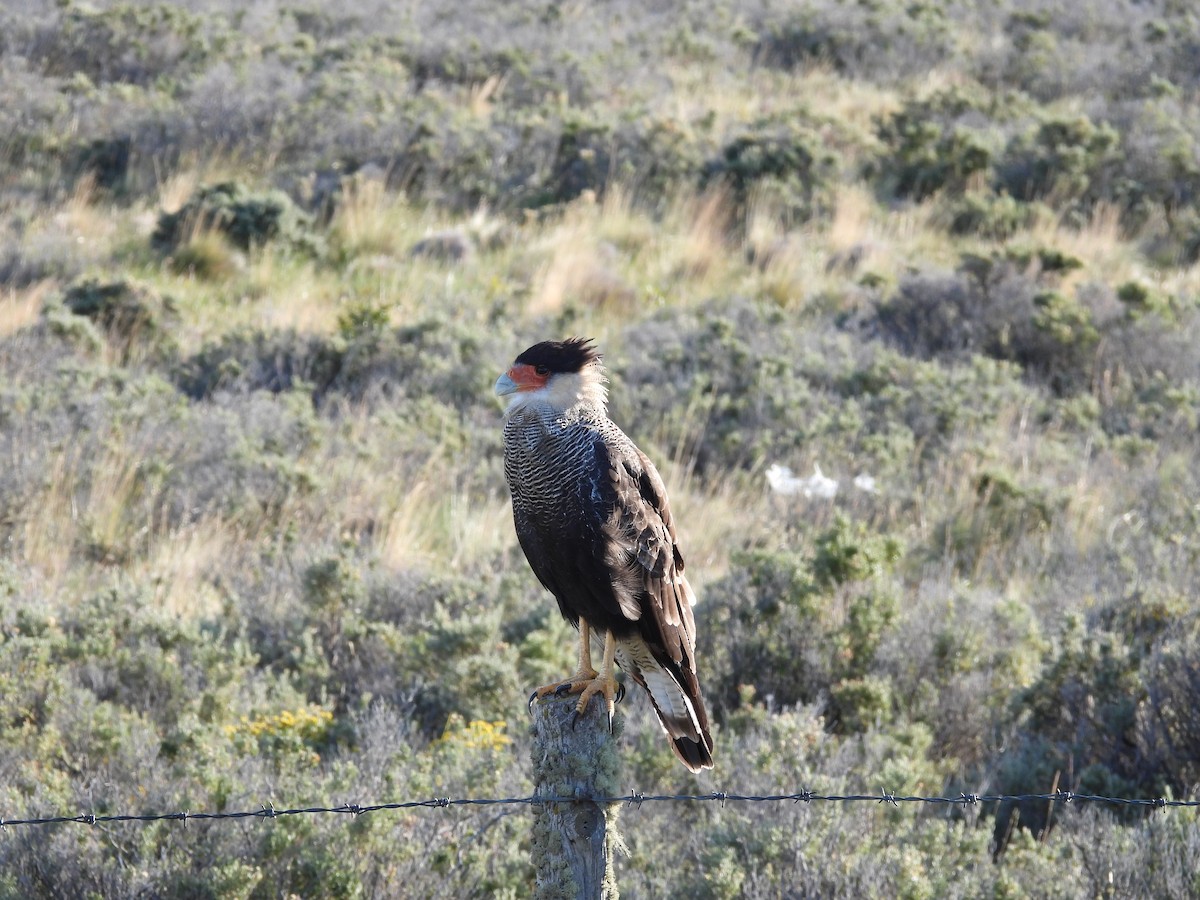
xmin=504 ymin=420 xmax=598 ymax=517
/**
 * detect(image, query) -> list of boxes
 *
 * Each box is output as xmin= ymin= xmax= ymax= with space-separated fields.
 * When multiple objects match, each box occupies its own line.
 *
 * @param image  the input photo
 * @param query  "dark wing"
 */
xmin=602 ymin=443 xmax=697 ymax=659
xmin=599 ymin=438 xmax=714 ymax=771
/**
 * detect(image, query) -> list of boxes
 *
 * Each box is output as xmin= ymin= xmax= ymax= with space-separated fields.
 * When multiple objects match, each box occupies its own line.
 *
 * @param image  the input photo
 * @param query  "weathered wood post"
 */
xmin=530 ymin=693 xmax=624 ymax=899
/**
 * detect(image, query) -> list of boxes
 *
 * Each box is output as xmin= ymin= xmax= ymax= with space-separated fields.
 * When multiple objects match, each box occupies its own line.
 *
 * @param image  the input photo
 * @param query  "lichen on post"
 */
xmin=529 ymin=693 xmax=624 ymax=900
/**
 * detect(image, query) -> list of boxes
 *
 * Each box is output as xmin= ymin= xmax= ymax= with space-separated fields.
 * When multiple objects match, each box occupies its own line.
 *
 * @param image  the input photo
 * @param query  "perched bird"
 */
xmin=495 ymin=338 xmax=714 ymax=772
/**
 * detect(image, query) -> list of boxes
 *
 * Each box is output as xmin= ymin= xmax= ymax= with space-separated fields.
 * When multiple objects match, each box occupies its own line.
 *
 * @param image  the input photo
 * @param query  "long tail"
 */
xmin=616 ymin=637 xmax=714 ymax=772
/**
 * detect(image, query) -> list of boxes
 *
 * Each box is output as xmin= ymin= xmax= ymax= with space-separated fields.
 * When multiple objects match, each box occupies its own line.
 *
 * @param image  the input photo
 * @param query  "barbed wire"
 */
xmin=2 ymin=789 xmax=1196 ymax=831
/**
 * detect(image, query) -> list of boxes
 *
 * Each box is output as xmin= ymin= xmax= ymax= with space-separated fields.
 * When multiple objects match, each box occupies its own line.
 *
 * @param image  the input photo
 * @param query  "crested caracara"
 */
xmin=495 ymin=338 xmax=713 ymax=772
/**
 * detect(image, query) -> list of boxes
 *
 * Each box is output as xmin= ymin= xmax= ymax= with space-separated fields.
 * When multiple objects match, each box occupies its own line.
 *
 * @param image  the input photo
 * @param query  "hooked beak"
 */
xmin=494 ymin=371 xmax=519 ymax=398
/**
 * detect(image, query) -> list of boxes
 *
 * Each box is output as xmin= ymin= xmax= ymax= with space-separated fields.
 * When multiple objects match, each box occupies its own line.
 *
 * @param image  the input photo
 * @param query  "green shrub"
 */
xmin=811 ymin=516 xmax=902 ymax=590
xmin=1005 ymin=245 xmax=1084 ymax=276
xmin=614 ymin=300 xmax=838 ymax=474
xmin=753 ymin=2 xmax=956 ymax=80
xmin=1116 ymin=281 xmax=1165 ymax=317
xmin=875 ymin=87 xmax=1002 ymax=201
xmin=874 ymin=255 xmax=1107 ymax=395
xmin=882 ymin=122 xmax=991 ymax=201
xmin=997 ymin=116 xmax=1121 ymax=209
xmin=704 ymin=119 xmax=837 ymax=219
xmin=1139 ymin=621 xmax=1200 ymax=793
xmin=1002 ymin=614 xmax=1149 ymax=813
xmin=58 ymin=277 xmax=176 ymax=361
xmin=153 ymin=182 xmax=323 ymax=256
xmin=173 ymin=329 xmax=343 ymax=399
xmin=69 ymin=137 xmax=131 ymax=191
xmin=948 ymin=192 xmax=1039 ymax=239
xmin=534 ymin=113 xmax=613 ymax=207
xmin=829 ymin=675 xmax=893 ymax=733
xmin=36 ymin=2 xmax=224 ymax=87
xmin=700 ymin=518 xmax=900 ymax=721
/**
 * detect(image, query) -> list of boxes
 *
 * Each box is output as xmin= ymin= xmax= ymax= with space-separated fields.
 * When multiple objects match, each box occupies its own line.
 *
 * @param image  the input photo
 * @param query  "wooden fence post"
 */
xmin=530 ymin=693 xmax=624 ymax=899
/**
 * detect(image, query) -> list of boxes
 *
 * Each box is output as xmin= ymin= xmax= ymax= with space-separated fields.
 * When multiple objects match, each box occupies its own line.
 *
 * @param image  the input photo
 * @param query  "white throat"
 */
xmin=502 ymin=367 xmax=608 ymax=419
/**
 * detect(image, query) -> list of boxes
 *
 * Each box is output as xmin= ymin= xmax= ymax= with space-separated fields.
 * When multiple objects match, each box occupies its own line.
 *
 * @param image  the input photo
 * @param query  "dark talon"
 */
xmin=528 ymin=690 xmax=539 ymax=712
xmin=615 ymin=682 xmax=625 ymax=704
xmin=554 ymin=682 xmax=574 ymax=697
xmin=570 ymin=710 xmax=581 ymax=730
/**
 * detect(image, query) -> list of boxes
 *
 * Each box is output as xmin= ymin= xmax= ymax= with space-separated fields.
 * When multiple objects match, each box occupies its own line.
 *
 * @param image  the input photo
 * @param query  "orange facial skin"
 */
xmin=507 ymin=363 xmax=551 ymax=392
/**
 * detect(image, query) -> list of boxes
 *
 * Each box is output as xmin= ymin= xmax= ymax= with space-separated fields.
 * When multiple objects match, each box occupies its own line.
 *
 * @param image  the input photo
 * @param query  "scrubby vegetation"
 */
xmin=1 ymin=0 xmax=1199 ymax=896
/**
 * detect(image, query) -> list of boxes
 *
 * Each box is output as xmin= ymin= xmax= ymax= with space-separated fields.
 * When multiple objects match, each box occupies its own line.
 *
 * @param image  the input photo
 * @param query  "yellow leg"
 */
xmin=574 ymin=630 xmax=621 ymax=727
xmin=528 ymin=620 xmax=599 ymax=704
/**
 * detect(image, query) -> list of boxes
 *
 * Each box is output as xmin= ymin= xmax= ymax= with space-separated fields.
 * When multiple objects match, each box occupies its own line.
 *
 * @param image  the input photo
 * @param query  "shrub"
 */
xmin=880 ymin=122 xmax=991 ymax=202
xmin=69 ymin=137 xmax=131 ymax=192
xmin=699 ymin=517 xmax=901 ymax=723
xmin=874 ymin=86 xmax=1004 ymax=201
xmin=996 ymin=116 xmax=1121 ymax=211
xmin=534 ymin=113 xmax=613 ymax=207
xmin=874 ymin=255 xmax=1106 ymax=395
xmin=153 ymin=182 xmax=323 ymax=256
xmin=699 ymin=548 xmax=827 ymax=716
xmin=752 ymin=1 xmax=957 ymax=80
xmin=1025 ymin=290 xmax=1101 ymax=392
xmin=1138 ymin=621 xmax=1200 ymax=793
xmin=58 ymin=277 xmax=176 ymax=361
xmin=948 ymin=191 xmax=1040 ymax=239
xmin=704 ymin=119 xmax=837 ymax=220
xmin=32 ymin=3 xmax=224 ymax=87
xmin=1003 ymin=614 xmax=1148 ymax=805
xmin=613 ymin=299 xmax=827 ymax=474
xmin=173 ymin=329 xmax=342 ymax=400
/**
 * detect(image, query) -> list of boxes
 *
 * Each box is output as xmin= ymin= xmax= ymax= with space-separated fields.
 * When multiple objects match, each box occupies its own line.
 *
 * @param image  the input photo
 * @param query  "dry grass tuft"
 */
xmin=527 ymin=193 xmax=638 ymax=317
xmin=468 ymin=73 xmax=508 ymax=118
xmin=672 ymin=185 xmax=735 ymax=281
xmin=331 ymin=174 xmax=410 ymax=259
xmin=0 ymin=282 xmax=51 ymax=337
xmin=145 ymin=519 xmax=238 ymax=620
xmin=828 ymin=183 xmax=875 ymax=252
xmin=375 ymin=477 xmax=515 ymax=572
xmin=1032 ymin=202 xmax=1130 ymax=281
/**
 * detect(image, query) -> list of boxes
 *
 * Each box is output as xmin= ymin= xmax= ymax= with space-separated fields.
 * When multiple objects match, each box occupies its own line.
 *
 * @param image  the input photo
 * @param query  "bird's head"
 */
xmin=494 ymin=337 xmax=608 ymax=415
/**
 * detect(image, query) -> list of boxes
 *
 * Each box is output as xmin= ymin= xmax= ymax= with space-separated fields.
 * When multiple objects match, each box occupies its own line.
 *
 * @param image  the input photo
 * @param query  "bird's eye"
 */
xmin=535 ymin=365 xmax=550 ymax=376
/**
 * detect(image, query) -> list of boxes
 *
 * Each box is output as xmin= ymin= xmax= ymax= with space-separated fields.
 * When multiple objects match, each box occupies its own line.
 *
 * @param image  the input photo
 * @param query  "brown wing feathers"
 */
xmin=606 ymin=446 xmax=713 ymax=771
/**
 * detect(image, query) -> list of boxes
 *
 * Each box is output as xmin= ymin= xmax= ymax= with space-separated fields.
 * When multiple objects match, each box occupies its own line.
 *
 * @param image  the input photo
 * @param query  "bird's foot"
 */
xmin=527 ymin=669 xmax=599 ymax=711
xmin=570 ymin=673 xmax=625 ymax=734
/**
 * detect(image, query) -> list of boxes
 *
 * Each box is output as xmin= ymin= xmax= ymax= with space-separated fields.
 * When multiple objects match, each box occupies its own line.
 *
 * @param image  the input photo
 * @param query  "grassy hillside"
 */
xmin=1 ymin=0 xmax=1199 ymax=896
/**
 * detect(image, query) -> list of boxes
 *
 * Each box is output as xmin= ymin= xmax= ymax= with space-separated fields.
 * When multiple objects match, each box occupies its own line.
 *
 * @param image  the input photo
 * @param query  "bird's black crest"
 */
xmin=514 ymin=337 xmax=600 ymax=374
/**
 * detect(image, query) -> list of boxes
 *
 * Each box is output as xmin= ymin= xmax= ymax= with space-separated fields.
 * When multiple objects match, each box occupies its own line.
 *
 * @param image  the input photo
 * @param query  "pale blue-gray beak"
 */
xmin=494 ymin=372 xmax=518 ymax=398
